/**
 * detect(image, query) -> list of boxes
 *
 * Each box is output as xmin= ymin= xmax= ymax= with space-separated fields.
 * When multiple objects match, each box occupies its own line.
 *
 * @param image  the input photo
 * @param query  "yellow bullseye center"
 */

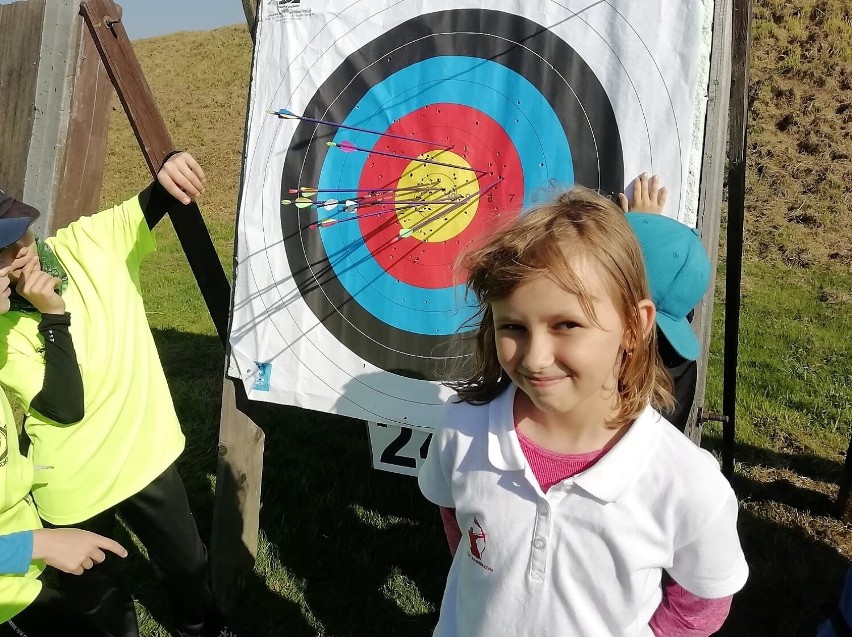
xmin=395 ymin=151 xmax=480 ymax=242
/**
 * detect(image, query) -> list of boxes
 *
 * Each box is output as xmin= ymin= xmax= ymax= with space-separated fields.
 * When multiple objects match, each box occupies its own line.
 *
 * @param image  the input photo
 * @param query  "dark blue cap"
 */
xmin=0 ymin=190 xmax=38 ymax=250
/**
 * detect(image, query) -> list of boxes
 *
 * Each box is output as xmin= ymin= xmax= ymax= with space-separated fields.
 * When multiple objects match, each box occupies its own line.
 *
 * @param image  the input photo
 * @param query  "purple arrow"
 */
xmin=329 ymin=141 xmax=489 ymax=175
xmin=270 ymin=109 xmax=452 ymax=149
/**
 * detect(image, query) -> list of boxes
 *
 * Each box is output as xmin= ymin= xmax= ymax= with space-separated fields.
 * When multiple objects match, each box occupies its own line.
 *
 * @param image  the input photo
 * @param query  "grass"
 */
xmin=86 ymin=2 xmax=852 ymax=634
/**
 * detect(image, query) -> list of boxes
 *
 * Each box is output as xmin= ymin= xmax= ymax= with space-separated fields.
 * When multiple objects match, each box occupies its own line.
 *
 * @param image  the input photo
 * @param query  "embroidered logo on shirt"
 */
xmin=467 ymin=517 xmax=493 ymax=572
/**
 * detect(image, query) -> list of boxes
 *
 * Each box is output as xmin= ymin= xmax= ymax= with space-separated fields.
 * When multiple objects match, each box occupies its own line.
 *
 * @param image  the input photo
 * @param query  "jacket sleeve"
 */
xmin=29 ymin=313 xmax=84 ymax=425
xmin=649 ymin=578 xmax=733 ymax=636
xmin=138 ymin=176 xmax=186 ymax=230
xmin=0 ymin=531 xmax=33 ymax=575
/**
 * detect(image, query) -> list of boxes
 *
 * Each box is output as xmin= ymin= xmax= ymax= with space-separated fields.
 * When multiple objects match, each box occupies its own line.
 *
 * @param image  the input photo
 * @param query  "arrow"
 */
xmin=307 ymin=193 xmax=478 ymax=228
xmin=279 ymin=196 xmax=316 ymax=209
xmin=282 ymin=197 xmax=363 ymax=211
xmin=285 ymin=193 xmax=469 ymax=211
xmin=328 ymin=141 xmax=490 ymax=175
xmin=308 ymin=208 xmax=397 ymax=228
xmin=289 ymin=185 xmax=443 ymax=196
xmin=306 ymin=177 xmax=504 ymax=234
xmin=396 ymin=178 xmax=504 ymax=240
xmin=269 ymin=108 xmax=453 ymax=149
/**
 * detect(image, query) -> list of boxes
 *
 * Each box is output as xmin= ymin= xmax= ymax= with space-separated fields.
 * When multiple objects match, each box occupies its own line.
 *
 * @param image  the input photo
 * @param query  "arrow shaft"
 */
xmin=296 ymin=186 xmax=442 ymax=194
xmin=404 ymin=179 xmax=503 ymax=236
xmin=309 ymin=177 xmax=503 ymax=232
xmin=342 ymin=144 xmax=488 ymax=174
xmin=310 ymin=208 xmax=396 ymax=228
xmin=278 ymin=111 xmax=452 ymax=149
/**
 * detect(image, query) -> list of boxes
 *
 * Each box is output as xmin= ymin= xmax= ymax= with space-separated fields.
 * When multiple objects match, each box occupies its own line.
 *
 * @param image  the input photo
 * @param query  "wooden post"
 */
xmin=719 ymin=0 xmax=754 ymax=479
xmin=210 ymin=376 xmax=264 ymax=611
xmin=80 ymin=0 xmax=265 ymax=609
xmin=0 ymin=0 xmax=110 ymax=235
xmin=52 ymin=8 xmax=115 ymax=230
xmin=0 ymin=0 xmax=46 ymax=199
xmin=685 ymin=0 xmax=735 ymax=443
xmin=240 ymin=0 xmax=258 ymax=40
xmin=837 ymin=433 xmax=852 ymax=520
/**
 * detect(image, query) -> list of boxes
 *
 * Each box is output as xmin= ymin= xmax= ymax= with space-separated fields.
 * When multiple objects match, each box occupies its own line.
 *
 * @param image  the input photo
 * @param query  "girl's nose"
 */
xmin=522 ymin=333 xmax=554 ymax=373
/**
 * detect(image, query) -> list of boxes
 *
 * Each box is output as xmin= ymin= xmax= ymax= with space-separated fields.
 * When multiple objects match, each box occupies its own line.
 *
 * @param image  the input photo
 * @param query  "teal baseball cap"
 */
xmin=625 ymin=213 xmax=711 ymax=361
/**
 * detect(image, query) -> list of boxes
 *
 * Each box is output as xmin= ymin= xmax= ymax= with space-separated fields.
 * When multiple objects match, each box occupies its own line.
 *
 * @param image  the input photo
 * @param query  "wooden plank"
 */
xmin=23 ymin=0 xmax=85 ymax=238
xmin=684 ymin=0 xmax=734 ymax=444
xmin=210 ymin=378 xmax=264 ymax=611
xmin=0 ymin=0 xmax=46 ymax=199
xmin=838 ymin=433 xmax=852 ymax=520
xmin=719 ymin=0 xmax=754 ymax=479
xmin=51 ymin=10 xmax=114 ymax=231
xmin=81 ymin=0 xmax=231 ymax=344
xmin=79 ymin=0 xmax=172 ymax=175
xmin=241 ymin=0 xmax=258 ymax=39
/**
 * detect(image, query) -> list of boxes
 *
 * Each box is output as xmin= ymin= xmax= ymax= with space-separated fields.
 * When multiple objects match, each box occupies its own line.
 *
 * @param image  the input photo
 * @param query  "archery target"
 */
xmin=281 ymin=9 xmax=624 ymax=380
xmin=231 ymin=0 xmax=713 ymax=426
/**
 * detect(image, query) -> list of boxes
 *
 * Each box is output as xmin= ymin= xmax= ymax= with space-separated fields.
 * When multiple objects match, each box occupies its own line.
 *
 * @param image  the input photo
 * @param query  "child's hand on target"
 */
xmin=618 ymin=173 xmax=668 ymax=214
xmin=158 ymin=152 xmax=207 ymax=205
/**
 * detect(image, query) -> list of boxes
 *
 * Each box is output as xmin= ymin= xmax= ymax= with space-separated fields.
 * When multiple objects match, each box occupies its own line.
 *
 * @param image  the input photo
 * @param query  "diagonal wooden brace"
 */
xmin=80 ymin=0 xmax=230 ymax=345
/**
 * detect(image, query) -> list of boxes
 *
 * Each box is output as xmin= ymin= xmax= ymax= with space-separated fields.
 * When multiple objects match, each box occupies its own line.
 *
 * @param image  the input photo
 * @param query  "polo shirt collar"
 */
xmin=486 ymin=384 xmax=663 ymax=502
xmin=486 ymin=384 xmax=526 ymax=471
xmin=572 ymin=406 xmax=662 ymax=502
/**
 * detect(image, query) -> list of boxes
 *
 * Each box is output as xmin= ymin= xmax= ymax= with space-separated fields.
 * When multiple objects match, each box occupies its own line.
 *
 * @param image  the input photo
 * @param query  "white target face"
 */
xmin=230 ymin=0 xmax=714 ymax=428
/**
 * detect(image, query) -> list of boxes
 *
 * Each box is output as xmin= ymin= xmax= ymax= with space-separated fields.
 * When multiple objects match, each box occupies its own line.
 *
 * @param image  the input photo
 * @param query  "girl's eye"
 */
xmin=556 ymin=321 xmax=580 ymax=330
xmin=497 ymin=323 xmax=524 ymax=332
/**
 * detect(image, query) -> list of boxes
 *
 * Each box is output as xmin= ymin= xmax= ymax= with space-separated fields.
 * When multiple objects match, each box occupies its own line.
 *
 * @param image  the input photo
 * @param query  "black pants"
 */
xmin=49 ymin=464 xmax=217 ymax=637
xmin=0 ymin=586 xmax=107 ymax=637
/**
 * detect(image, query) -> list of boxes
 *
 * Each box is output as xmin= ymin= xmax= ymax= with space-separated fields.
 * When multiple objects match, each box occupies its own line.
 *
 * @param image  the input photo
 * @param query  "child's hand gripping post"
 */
xmin=31 ymin=528 xmax=128 ymax=576
xmin=618 ymin=173 xmax=668 ymax=214
xmin=157 ymin=152 xmax=207 ymax=205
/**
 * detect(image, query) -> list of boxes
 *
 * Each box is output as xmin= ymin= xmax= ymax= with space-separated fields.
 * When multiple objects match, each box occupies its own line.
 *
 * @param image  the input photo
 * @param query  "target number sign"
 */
xmin=231 ymin=1 xmax=710 ymax=463
xmin=367 ymin=422 xmax=433 ymax=476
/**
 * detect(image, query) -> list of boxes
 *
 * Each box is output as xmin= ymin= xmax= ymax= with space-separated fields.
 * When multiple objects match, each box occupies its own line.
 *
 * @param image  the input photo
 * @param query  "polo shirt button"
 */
xmin=538 ymin=504 xmax=548 ymax=516
xmin=533 ymin=537 xmax=546 ymax=550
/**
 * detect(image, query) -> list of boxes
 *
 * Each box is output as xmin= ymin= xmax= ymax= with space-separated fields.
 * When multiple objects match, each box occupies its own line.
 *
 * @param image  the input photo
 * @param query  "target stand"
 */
xmin=227 ymin=0 xmax=742 ymax=603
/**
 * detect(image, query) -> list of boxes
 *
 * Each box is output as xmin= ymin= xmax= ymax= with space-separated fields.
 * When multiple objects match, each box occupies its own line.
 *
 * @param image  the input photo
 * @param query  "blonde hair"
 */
xmin=452 ymin=187 xmax=673 ymax=427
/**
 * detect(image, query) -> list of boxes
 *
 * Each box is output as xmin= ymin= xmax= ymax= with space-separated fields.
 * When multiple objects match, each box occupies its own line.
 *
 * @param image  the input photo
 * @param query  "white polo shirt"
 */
xmin=418 ymin=384 xmax=748 ymax=637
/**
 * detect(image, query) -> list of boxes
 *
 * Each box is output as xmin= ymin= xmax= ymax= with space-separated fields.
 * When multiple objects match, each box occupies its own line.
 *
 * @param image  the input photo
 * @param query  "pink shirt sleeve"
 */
xmin=439 ymin=507 xmax=462 ymax=557
xmin=649 ymin=578 xmax=733 ymax=636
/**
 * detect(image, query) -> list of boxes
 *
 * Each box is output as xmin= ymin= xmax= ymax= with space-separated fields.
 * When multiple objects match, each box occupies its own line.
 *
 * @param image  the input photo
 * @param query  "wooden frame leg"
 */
xmin=836 ymin=430 xmax=852 ymax=521
xmin=210 ymin=376 xmax=264 ymax=612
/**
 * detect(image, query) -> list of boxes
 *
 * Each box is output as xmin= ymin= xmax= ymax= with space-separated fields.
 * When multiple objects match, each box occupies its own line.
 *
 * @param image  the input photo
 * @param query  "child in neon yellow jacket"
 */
xmin=0 ymin=200 xmax=125 ymax=636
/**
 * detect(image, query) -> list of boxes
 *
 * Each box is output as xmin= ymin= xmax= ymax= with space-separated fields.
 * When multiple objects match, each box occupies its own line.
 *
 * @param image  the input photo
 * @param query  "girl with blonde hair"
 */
xmin=419 ymin=187 xmax=747 ymax=636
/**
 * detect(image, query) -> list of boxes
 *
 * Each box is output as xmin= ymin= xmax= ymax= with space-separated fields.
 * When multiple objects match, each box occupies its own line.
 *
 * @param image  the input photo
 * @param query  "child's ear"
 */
xmin=637 ymin=299 xmax=656 ymax=339
xmin=621 ymin=299 xmax=656 ymax=349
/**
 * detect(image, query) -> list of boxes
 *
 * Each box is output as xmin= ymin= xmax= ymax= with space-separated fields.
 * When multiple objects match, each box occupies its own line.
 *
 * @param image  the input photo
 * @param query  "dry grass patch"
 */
xmin=747 ymin=0 xmax=852 ymax=268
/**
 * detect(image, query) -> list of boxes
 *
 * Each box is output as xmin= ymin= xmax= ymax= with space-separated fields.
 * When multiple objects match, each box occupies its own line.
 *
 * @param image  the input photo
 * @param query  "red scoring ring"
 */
xmin=357 ymin=104 xmax=523 ymax=289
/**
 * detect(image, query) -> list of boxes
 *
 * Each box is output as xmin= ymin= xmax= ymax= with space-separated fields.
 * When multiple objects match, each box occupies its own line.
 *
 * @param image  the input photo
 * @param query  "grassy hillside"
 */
xmin=96 ymin=3 xmax=852 ymax=634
